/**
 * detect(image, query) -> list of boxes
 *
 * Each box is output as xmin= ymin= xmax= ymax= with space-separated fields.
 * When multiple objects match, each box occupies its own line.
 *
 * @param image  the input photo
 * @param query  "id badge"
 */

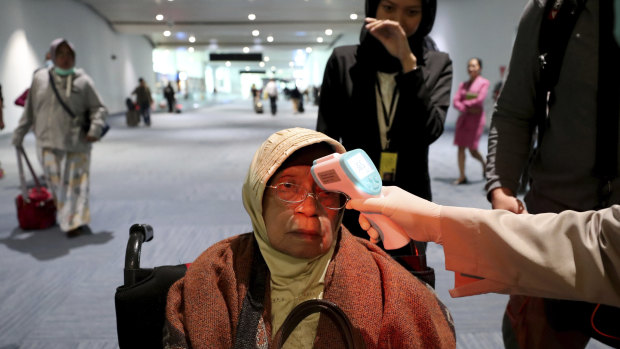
xmin=379 ymin=152 xmax=398 ymax=182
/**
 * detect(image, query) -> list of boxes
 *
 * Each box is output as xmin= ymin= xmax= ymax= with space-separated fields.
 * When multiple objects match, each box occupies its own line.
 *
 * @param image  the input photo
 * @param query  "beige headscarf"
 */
xmin=241 ymin=128 xmax=346 ymax=346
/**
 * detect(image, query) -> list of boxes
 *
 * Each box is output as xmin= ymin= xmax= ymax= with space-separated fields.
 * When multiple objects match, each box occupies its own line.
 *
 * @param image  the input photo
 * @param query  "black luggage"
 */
xmin=125 ymin=98 xmax=140 ymax=126
xmin=126 ymin=110 xmax=139 ymax=127
xmin=254 ymin=100 xmax=264 ymax=114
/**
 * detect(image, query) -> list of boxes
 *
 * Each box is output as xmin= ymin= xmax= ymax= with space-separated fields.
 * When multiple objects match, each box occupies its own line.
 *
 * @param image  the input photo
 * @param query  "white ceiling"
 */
xmin=78 ymin=0 xmax=367 ymax=69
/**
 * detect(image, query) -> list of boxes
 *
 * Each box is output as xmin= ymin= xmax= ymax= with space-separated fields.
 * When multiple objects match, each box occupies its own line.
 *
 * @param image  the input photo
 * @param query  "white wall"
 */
xmin=0 ymin=0 xmax=154 ymax=132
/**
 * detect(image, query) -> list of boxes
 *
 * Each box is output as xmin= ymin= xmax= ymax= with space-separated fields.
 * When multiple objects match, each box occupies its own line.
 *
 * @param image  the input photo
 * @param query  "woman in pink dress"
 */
xmin=453 ymin=58 xmax=489 ymax=185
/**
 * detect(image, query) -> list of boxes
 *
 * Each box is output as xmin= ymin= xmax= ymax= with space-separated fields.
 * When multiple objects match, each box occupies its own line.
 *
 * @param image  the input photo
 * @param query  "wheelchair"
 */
xmin=114 ymin=224 xmax=188 ymax=349
xmin=113 ymin=224 xmax=363 ymax=348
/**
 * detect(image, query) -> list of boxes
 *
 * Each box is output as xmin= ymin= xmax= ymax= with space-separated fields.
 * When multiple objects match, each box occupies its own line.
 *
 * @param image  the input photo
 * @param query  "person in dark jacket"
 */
xmin=132 ymin=78 xmax=153 ymax=126
xmin=163 ymin=82 xmax=175 ymax=113
xmin=316 ymin=0 xmax=452 ymax=278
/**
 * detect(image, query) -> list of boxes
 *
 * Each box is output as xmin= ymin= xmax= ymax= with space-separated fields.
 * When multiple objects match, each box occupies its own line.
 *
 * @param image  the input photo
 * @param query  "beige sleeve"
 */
xmin=438 ymin=205 xmax=620 ymax=308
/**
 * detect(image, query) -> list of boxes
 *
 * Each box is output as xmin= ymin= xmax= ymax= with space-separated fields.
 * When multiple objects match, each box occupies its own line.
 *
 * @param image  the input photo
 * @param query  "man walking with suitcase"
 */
xmin=132 ymin=78 xmax=153 ymax=126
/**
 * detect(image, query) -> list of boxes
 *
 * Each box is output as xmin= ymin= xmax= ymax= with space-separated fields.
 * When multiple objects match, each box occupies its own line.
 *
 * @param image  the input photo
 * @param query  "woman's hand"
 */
xmin=365 ymin=17 xmax=417 ymax=72
xmin=490 ymin=187 xmax=527 ymax=214
xmin=346 ymin=186 xmax=443 ymax=244
xmin=85 ymin=135 xmax=98 ymax=143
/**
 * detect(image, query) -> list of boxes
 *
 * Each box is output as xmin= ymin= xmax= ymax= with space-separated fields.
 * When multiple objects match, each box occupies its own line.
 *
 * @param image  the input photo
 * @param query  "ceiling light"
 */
xmin=163 ymin=30 xmax=171 ymax=37
xmin=271 ymin=66 xmax=276 ymax=71
xmin=226 ymin=61 xmax=231 ymax=67
xmin=188 ymin=47 xmax=195 ymax=53
xmin=264 ymin=56 xmax=270 ymax=62
xmin=156 ymin=14 xmax=164 ymax=21
xmin=252 ymin=30 xmax=260 ymax=37
xmin=259 ymin=62 xmax=265 ymax=67
xmin=248 ymin=13 xmax=256 ymax=20
xmin=243 ymin=47 xmax=250 ymax=53
xmin=325 ymin=29 xmax=333 ymax=36
xmin=267 ymin=36 xmax=274 ymax=43
xmin=350 ymin=13 xmax=358 ymax=20
xmin=245 ymin=66 xmax=250 ymax=71
xmin=189 ymin=35 xmax=196 ymax=43
xmin=306 ymin=47 xmax=312 ymax=53
xmin=316 ymin=37 xmax=324 ymax=43
xmin=289 ymin=61 xmax=294 ymax=67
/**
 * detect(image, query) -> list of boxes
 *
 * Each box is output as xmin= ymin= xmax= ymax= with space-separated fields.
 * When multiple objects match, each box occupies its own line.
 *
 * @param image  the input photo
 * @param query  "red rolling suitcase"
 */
xmin=15 ymin=147 xmax=56 ymax=230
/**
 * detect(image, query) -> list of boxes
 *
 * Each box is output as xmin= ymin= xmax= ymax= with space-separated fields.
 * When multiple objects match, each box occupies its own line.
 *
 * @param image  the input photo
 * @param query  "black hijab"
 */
xmin=358 ymin=0 xmax=437 ymax=72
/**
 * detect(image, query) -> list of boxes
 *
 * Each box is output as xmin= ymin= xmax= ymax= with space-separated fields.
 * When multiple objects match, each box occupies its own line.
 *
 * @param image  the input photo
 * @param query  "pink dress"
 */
xmin=453 ymin=75 xmax=490 ymax=149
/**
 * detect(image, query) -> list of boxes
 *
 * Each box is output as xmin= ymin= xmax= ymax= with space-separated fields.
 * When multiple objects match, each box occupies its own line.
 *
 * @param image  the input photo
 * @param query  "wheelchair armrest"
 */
xmin=124 ymin=224 xmax=154 ymax=286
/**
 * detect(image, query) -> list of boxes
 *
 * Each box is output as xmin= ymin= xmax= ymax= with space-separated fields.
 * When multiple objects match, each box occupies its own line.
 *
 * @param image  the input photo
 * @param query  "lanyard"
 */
xmin=375 ymin=73 xmax=399 ymax=150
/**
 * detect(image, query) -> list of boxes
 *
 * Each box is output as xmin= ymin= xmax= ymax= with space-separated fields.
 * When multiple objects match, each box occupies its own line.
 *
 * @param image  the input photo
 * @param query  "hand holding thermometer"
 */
xmin=311 ymin=149 xmax=411 ymax=250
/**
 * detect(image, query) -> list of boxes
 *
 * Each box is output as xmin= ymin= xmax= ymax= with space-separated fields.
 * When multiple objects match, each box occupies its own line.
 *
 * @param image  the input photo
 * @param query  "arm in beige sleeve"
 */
xmin=441 ymin=205 xmax=620 ymax=308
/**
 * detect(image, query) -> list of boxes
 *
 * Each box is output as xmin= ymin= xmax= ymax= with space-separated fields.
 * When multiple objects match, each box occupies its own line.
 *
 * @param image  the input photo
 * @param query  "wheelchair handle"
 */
xmin=124 ymin=224 xmax=154 ymax=285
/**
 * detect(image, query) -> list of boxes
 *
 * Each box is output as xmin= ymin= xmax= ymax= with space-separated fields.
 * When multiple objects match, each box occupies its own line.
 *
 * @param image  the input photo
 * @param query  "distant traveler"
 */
xmin=452 ymin=57 xmax=489 ymax=185
xmin=12 ymin=38 xmax=108 ymax=237
xmin=163 ymin=82 xmax=175 ymax=113
xmin=132 ymin=78 xmax=153 ymax=126
xmin=264 ymin=78 xmax=278 ymax=116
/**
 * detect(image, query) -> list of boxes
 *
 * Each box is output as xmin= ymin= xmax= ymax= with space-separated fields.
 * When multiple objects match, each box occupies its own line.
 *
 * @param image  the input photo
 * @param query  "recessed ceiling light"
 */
xmin=316 ymin=37 xmax=324 ymax=43
xmin=289 ymin=61 xmax=294 ymax=67
xmin=226 ymin=61 xmax=232 ymax=67
xmin=325 ymin=29 xmax=333 ymax=36
xmin=264 ymin=56 xmax=270 ymax=62
xmin=188 ymin=47 xmax=195 ymax=53
xmin=271 ymin=66 xmax=276 ymax=71
xmin=245 ymin=66 xmax=250 ymax=71
xmin=189 ymin=35 xmax=196 ymax=43
xmin=306 ymin=47 xmax=312 ymax=53
xmin=259 ymin=61 xmax=265 ymax=67
xmin=163 ymin=30 xmax=171 ymax=37
xmin=243 ymin=47 xmax=250 ymax=53
xmin=350 ymin=13 xmax=358 ymax=20
xmin=156 ymin=14 xmax=164 ymax=21
xmin=266 ymin=35 xmax=274 ymax=43
xmin=248 ymin=14 xmax=256 ymax=20
xmin=252 ymin=30 xmax=260 ymax=37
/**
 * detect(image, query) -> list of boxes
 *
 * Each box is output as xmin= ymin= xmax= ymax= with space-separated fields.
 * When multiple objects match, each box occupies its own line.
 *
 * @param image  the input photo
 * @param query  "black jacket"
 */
xmin=317 ymin=44 xmax=452 ymax=200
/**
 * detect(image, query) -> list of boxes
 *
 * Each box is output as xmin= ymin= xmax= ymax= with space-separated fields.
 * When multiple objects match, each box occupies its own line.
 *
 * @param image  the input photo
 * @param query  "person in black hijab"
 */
xmin=316 ymin=0 xmax=452 ymax=285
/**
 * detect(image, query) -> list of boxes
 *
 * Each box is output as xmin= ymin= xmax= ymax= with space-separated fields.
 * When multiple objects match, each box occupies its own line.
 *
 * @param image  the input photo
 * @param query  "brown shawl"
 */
xmin=164 ymin=227 xmax=456 ymax=348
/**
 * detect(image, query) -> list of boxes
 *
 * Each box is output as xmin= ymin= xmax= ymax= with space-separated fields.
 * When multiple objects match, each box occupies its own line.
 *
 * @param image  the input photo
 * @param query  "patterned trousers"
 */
xmin=40 ymin=148 xmax=91 ymax=232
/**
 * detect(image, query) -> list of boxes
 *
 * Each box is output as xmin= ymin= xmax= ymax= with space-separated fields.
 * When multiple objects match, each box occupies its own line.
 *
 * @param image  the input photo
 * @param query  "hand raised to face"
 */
xmin=364 ymin=0 xmax=423 ymax=71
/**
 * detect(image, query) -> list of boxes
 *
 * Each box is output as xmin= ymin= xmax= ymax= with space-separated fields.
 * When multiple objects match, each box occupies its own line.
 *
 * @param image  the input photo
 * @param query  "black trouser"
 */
xmin=269 ymin=96 xmax=277 ymax=115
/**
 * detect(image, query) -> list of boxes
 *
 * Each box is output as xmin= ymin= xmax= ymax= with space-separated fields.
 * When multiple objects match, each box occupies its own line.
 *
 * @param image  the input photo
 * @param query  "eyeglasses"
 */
xmin=267 ymin=182 xmax=350 ymax=210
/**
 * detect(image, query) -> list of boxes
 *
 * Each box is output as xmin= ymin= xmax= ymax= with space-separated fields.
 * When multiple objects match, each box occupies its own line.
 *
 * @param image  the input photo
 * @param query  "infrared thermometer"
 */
xmin=311 ymin=149 xmax=411 ymax=250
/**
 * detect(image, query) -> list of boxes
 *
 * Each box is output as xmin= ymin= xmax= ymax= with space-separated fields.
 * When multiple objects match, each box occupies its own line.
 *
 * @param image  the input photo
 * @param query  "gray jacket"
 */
xmin=486 ymin=0 xmax=620 ymax=213
xmin=12 ymin=67 xmax=107 ymax=152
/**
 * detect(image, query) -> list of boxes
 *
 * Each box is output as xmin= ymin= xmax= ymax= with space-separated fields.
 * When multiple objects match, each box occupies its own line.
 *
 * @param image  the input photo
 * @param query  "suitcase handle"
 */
xmin=15 ymin=146 xmax=44 ymax=203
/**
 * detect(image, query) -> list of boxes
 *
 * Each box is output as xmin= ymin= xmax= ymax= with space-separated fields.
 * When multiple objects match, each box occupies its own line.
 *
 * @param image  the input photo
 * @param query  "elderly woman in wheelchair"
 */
xmin=164 ymin=128 xmax=455 ymax=348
